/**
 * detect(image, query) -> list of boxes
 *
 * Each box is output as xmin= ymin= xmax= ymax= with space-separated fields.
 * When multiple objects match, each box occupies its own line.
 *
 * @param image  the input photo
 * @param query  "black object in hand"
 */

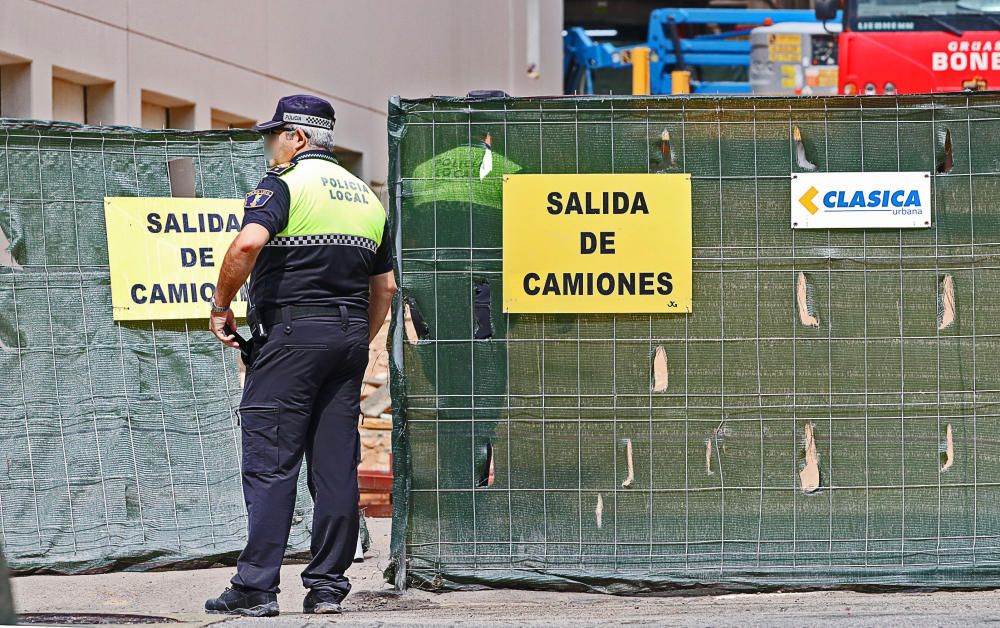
xmin=224 ymin=324 xmax=255 ymax=368
xmin=224 ymin=324 xmax=249 ymax=352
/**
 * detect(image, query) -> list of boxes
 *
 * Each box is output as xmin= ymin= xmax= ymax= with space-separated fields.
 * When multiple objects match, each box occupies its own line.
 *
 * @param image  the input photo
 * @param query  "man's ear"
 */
xmin=294 ymin=128 xmax=308 ymax=149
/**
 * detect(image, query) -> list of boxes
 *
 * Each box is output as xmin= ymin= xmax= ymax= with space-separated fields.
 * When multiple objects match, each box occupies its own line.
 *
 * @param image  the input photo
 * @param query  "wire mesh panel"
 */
xmin=387 ymin=93 xmax=1000 ymax=591
xmin=0 ymin=120 xmax=316 ymax=573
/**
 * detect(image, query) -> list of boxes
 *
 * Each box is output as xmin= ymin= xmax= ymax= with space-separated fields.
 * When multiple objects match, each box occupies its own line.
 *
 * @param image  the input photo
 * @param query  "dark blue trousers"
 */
xmin=232 ymin=313 xmax=369 ymax=598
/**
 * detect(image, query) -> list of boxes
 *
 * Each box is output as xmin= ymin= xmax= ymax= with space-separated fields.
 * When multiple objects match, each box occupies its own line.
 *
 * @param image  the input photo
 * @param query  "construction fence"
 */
xmin=0 ymin=121 xmax=320 ymax=574
xmin=386 ymin=92 xmax=1000 ymax=592
xmin=0 ymin=550 xmax=10 ymax=622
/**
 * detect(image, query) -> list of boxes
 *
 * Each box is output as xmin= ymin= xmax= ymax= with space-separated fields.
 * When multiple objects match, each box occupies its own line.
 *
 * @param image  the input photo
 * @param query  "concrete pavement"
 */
xmin=12 ymin=518 xmax=1000 ymax=626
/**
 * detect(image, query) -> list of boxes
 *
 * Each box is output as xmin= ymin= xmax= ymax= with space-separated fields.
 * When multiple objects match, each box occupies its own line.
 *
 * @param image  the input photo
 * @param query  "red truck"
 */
xmin=817 ymin=0 xmax=1000 ymax=94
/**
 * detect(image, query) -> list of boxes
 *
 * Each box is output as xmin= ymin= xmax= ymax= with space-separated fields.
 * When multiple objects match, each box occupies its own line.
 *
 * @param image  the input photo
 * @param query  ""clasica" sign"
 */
xmin=502 ymin=174 xmax=692 ymax=314
xmin=790 ymin=171 xmax=931 ymax=229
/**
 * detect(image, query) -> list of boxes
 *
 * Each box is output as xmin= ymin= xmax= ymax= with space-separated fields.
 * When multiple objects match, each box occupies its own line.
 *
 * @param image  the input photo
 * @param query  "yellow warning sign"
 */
xmin=781 ymin=64 xmax=799 ymax=89
xmin=502 ymin=174 xmax=692 ymax=314
xmin=768 ymin=33 xmax=802 ymax=63
xmin=104 ymin=197 xmax=248 ymax=321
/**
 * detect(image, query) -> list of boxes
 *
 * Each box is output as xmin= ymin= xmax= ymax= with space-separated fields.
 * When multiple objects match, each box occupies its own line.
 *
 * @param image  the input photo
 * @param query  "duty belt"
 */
xmin=249 ymin=304 xmax=368 ymax=338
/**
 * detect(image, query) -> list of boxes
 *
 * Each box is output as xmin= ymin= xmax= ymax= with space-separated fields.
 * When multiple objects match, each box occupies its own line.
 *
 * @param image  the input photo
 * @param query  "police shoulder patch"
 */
xmin=244 ymin=188 xmax=274 ymax=209
xmin=267 ymin=161 xmax=296 ymax=177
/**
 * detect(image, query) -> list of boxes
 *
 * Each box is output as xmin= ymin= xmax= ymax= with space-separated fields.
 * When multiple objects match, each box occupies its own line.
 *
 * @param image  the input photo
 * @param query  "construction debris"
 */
xmin=359 ymin=312 xmax=394 ymax=517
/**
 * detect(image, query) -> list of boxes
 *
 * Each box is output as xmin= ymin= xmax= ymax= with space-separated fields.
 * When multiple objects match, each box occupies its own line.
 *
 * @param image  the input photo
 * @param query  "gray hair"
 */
xmin=285 ymin=123 xmax=336 ymax=152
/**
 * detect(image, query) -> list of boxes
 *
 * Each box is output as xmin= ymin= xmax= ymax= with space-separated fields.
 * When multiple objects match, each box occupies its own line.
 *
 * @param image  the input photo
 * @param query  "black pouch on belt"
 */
xmin=246 ymin=305 xmax=269 ymax=342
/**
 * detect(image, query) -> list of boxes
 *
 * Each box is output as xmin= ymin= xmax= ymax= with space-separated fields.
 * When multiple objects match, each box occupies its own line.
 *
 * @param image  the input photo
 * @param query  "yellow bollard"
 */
xmin=631 ymin=47 xmax=651 ymax=96
xmin=671 ymin=70 xmax=691 ymax=95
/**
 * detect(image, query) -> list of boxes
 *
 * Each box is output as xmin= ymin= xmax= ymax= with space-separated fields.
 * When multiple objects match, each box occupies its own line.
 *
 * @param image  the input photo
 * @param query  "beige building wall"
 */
xmin=0 ymin=0 xmax=563 ymax=185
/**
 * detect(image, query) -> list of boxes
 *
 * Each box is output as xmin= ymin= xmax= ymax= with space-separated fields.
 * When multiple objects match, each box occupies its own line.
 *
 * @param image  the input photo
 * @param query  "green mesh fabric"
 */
xmin=0 ymin=547 xmax=11 ymax=623
xmin=387 ymin=93 xmax=1000 ymax=592
xmin=0 ymin=120 xmax=319 ymax=573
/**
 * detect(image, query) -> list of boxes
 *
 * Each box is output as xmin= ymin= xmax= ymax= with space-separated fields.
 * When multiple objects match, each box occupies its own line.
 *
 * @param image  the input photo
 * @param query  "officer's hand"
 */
xmin=210 ymin=308 xmax=239 ymax=348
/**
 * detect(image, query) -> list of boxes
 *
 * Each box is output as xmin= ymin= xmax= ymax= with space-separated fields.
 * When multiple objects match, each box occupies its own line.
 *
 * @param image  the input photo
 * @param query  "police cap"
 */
xmin=253 ymin=94 xmax=336 ymax=133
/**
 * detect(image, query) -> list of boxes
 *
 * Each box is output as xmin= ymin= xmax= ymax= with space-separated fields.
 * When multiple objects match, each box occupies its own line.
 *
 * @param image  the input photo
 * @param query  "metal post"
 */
xmin=631 ymin=46 xmax=651 ymax=95
xmin=672 ymin=70 xmax=692 ymax=95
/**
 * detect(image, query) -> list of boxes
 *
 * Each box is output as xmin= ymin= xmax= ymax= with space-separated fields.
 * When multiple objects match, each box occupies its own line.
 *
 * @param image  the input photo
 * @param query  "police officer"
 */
xmin=206 ymin=95 xmax=396 ymax=616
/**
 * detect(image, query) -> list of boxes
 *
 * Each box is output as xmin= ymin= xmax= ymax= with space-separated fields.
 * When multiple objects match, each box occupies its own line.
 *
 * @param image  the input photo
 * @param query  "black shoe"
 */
xmin=303 ymin=588 xmax=343 ymax=614
xmin=205 ymin=585 xmax=279 ymax=617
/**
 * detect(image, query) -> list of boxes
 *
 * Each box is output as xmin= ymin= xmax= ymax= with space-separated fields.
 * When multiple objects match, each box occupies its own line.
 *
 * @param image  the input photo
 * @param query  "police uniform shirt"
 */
xmin=241 ymin=149 xmax=393 ymax=311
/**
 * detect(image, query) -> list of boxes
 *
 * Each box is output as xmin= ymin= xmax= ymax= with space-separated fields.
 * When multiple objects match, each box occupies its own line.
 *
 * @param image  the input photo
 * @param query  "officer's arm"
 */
xmin=368 ymin=270 xmax=397 ymax=343
xmin=368 ymin=217 xmax=397 ymax=343
xmin=215 ymin=174 xmax=289 ymax=310
xmin=215 ymin=224 xmax=270 ymax=308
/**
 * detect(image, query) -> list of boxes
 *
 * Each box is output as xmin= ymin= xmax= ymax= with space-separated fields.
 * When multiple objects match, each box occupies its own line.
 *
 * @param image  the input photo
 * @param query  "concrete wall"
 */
xmin=0 ymin=0 xmax=563 ymax=184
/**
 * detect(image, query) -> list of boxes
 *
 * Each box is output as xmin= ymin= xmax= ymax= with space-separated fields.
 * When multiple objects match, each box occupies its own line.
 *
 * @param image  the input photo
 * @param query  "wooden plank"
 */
xmin=360 ymin=416 xmax=392 ymax=430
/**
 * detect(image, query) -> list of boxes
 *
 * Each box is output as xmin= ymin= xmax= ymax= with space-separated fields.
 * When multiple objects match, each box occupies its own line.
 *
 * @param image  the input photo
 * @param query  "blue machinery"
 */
xmin=563 ymin=8 xmax=836 ymax=95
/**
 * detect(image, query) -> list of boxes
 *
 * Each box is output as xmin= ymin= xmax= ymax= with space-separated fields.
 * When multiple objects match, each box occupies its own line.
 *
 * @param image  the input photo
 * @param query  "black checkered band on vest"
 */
xmin=267 ymin=233 xmax=377 ymax=252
